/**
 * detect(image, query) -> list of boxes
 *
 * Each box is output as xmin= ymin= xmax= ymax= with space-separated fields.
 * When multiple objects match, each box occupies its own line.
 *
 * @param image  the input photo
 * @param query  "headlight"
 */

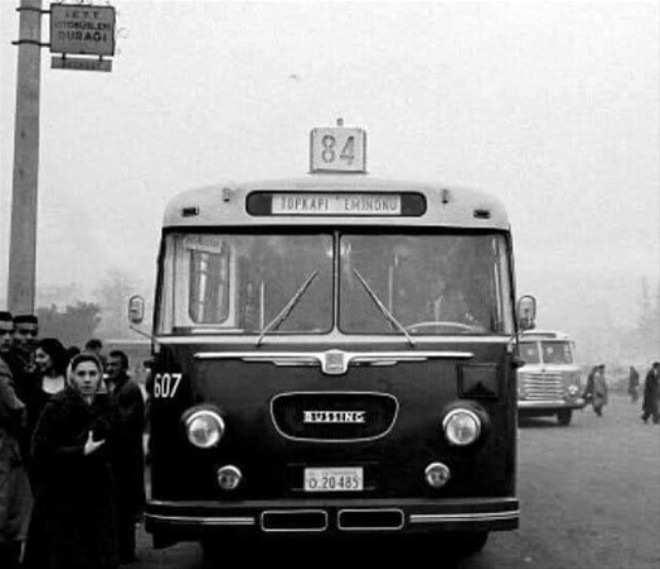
xmin=442 ymin=408 xmax=481 ymax=446
xmin=567 ymin=385 xmax=579 ymax=396
xmin=185 ymin=409 xmax=225 ymax=448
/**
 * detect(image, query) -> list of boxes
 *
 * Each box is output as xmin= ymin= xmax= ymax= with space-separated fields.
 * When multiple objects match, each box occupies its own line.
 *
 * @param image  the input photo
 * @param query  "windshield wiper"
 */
xmin=352 ymin=268 xmax=415 ymax=346
xmin=256 ymin=270 xmax=320 ymax=347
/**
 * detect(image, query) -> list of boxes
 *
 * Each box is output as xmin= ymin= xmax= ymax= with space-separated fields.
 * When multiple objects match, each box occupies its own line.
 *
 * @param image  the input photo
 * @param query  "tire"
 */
xmin=557 ymin=409 xmax=572 ymax=426
xmin=444 ymin=531 xmax=489 ymax=556
xmin=200 ymin=539 xmax=221 ymax=566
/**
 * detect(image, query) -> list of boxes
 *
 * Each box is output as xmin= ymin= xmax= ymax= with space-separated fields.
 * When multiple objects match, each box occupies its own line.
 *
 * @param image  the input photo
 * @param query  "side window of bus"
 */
xmin=188 ymin=243 xmax=230 ymax=323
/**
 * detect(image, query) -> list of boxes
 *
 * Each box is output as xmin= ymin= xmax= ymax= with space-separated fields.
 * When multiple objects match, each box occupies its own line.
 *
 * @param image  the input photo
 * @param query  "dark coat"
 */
xmin=23 ymin=387 xmax=118 ymax=569
xmin=4 ymin=352 xmax=38 ymax=471
xmin=0 ymin=357 xmax=31 ymax=545
xmin=642 ymin=369 xmax=659 ymax=416
xmin=20 ymin=374 xmax=62 ymax=483
xmin=107 ymin=373 xmax=145 ymax=515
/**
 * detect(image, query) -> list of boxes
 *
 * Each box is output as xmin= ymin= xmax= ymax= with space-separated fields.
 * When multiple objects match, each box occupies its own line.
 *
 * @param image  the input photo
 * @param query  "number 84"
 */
xmin=321 ymin=135 xmax=355 ymax=165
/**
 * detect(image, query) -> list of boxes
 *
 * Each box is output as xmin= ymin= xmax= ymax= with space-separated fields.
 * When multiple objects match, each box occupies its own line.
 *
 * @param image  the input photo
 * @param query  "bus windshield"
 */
xmin=519 ymin=341 xmax=574 ymax=365
xmin=339 ymin=233 xmax=512 ymax=335
xmin=540 ymin=341 xmax=573 ymax=364
xmin=157 ymin=231 xmax=513 ymax=336
xmin=519 ymin=343 xmax=541 ymax=364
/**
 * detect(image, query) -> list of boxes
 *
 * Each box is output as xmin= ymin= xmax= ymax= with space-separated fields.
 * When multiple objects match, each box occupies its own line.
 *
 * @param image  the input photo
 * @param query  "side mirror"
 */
xmin=128 ymin=295 xmax=145 ymax=325
xmin=517 ymin=294 xmax=537 ymax=331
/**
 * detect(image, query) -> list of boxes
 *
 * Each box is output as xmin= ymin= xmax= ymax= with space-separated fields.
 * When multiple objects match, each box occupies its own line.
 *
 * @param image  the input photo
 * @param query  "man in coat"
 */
xmin=583 ymin=363 xmax=608 ymax=417
xmin=641 ymin=361 xmax=659 ymax=424
xmin=7 ymin=314 xmax=39 ymax=405
xmin=105 ymin=350 xmax=146 ymax=564
xmin=0 ymin=311 xmax=31 ymax=569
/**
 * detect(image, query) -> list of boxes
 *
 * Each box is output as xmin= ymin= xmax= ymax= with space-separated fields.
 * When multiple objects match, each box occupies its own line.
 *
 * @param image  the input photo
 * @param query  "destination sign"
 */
xmin=271 ymin=193 xmax=402 ymax=216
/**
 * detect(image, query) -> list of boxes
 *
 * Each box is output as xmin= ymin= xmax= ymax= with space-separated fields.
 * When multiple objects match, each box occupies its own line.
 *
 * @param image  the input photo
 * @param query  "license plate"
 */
xmin=304 ymin=467 xmax=363 ymax=492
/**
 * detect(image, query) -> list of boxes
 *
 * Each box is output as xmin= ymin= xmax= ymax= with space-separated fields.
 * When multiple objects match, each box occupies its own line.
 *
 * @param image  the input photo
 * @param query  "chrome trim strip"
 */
xmin=409 ymin=510 xmax=520 ymax=524
xmin=337 ymin=508 xmax=405 ymax=531
xmin=195 ymin=350 xmax=473 ymax=375
xmin=146 ymin=513 xmax=255 ymax=526
xmin=160 ymin=335 xmax=510 ymax=345
xmin=518 ymin=400 xmax=577 ymax=408
xmin=270 ymin=391 xmax=399 ymax=443
xmin=260 ymin=509 xmax=328 ymax=533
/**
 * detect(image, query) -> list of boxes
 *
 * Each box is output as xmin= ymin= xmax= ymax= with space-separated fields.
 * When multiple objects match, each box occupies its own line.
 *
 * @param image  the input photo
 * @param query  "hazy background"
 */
xmin=1 ymin=1 xmax=658 ymax=366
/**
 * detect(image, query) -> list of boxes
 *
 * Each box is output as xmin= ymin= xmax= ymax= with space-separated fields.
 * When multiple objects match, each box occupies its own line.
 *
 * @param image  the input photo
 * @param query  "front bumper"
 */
xmin=146 ymin=497 xmax=519 ymax=541
xmin=518 ymin=398 xmax=586 ymax=411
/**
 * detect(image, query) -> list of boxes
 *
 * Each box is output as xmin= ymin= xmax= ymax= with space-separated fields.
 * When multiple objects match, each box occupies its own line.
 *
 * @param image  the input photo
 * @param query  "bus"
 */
xmin=129 ymin=123 xmax=526 ymax=556
xmin=517 ymin=330 xmax=585 ymax=425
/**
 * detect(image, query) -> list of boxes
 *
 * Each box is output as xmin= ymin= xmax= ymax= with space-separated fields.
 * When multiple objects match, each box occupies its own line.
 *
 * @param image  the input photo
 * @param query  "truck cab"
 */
xmin=517 ymin=330 xmax=585 ymax=425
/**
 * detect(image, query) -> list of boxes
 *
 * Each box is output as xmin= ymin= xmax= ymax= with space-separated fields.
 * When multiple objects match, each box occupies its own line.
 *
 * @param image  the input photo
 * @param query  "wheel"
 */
xmin=202 ymin=536 xmax=266 ymax=565
xmin=200 ymin=539 xmax=221 ymax=566
xmin=448 ymin=531 xmax=489 ymax=555
xmin=557 ymin=409 xmax=573 ymax=426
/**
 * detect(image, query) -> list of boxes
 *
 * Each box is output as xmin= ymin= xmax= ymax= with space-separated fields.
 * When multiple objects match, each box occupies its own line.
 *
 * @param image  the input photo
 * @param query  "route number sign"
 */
xmin=310 ymin=127 xmax=366 ymax=173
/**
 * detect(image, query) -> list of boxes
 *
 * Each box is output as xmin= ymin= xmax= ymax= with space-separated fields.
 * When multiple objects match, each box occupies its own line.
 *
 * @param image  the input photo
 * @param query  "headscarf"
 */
xmin=67 ymin=352 xmax=105 ymax=399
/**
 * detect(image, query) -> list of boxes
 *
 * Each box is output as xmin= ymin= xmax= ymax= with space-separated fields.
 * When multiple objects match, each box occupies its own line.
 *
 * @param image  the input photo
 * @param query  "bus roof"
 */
xmin=520 ymin=330 xmax=572 ymax=341
xmin=163 ymin=174 xmax=510 ymax=230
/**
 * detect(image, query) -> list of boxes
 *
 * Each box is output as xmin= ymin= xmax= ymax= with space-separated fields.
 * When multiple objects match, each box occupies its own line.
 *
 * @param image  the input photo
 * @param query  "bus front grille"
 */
xmin=520 ymin=373 xmax=564 ymax=400
xmin=270 ymin=392 xmax=398 ymax=442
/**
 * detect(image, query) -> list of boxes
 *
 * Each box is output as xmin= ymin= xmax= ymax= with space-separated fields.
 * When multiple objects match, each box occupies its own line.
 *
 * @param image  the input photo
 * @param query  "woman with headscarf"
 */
xmin=23 ymin=353 xmax=118 ymax=569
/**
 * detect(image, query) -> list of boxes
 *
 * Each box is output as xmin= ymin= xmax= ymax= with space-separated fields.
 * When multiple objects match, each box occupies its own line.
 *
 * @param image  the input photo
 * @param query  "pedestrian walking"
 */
xmin=627 ymin=366 xmax=640 ymax=403
xmin=583 ymin=363 xmax=608 ymax=417
xmin=23 ymin=353 xmax=118 ymax=569
xmin=0 ymin=311 xmax=31 ymax=569
xmin=105 ymin=350 xmax=145 ymax=564
xmin=641 ymin=361 xmax=659 ymax=424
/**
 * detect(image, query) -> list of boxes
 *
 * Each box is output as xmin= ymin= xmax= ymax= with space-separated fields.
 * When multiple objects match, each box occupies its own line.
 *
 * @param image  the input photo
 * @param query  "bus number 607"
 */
xmin=153 ymin=373 xmax=183 ymax=398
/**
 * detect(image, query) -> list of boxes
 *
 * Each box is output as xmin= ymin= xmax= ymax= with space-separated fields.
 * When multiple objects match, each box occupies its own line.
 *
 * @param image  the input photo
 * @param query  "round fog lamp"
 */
xmin=425 ymin=462 xmax=451 ymax=489
xmin=568 ymin=385 xmax=579 ymax=396
xmin=443 ymin=408 xmax=481 ymax=446
xmin=186 ymin=410 xmax=225 ymax=449
xmin=217 ymin=465 xmax=242 ymax=491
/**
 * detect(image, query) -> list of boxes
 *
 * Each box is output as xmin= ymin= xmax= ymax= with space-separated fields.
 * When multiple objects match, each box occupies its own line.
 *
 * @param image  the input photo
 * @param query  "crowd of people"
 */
xmin=581 ymin=361 xmax=660 ymax=422
xmin=0 ymin=312 xmax=145 ymax=569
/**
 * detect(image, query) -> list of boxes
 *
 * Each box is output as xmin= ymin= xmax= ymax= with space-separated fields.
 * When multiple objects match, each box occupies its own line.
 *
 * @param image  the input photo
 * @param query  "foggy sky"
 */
xmin=1 ymin=1 xmax=659 ymax=327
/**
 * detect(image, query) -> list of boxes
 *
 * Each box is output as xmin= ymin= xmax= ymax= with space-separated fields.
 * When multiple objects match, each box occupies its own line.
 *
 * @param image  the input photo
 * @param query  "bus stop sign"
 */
xmin=50 ymin=3 xmax=116 ymax=56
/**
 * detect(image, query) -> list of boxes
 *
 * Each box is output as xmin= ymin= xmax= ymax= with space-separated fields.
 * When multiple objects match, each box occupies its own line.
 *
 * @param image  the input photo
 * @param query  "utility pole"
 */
xmin=8 ymin=0 xmax=43 ymax=314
